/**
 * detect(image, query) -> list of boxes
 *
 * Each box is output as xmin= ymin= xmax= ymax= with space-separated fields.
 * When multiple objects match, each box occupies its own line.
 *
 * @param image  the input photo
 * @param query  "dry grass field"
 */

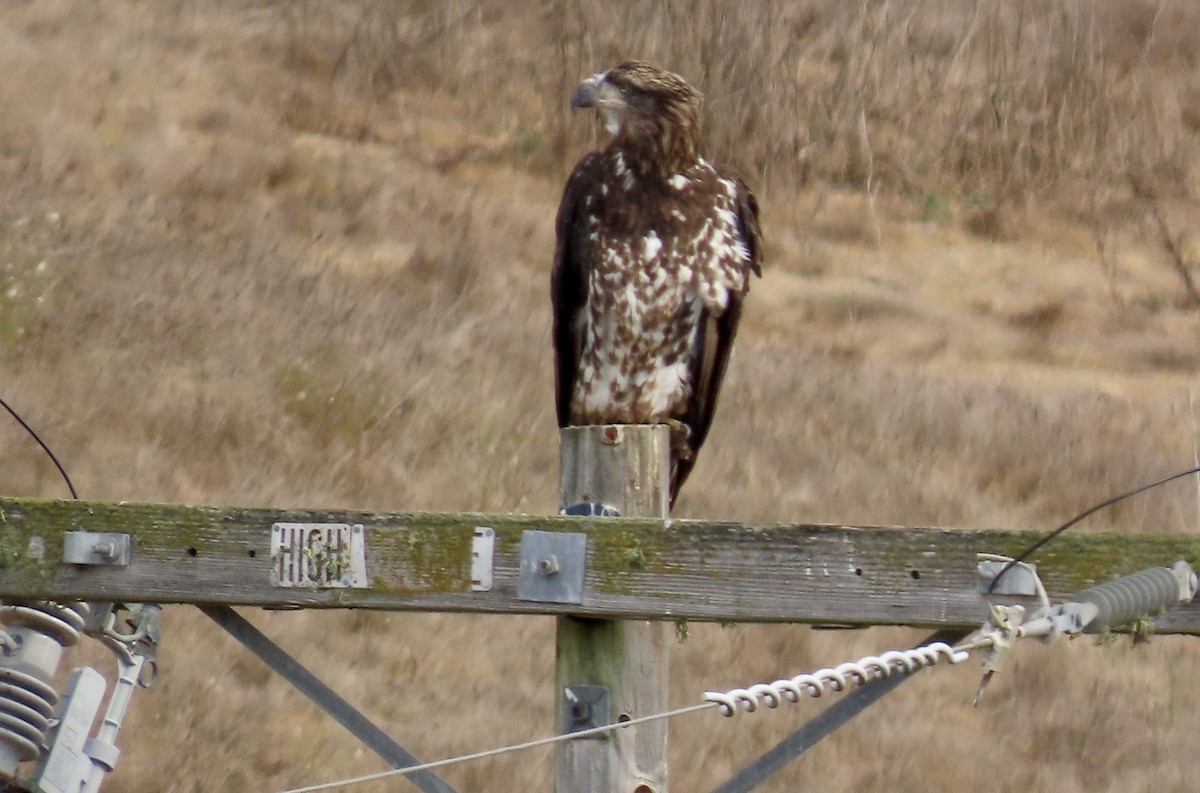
xmin=2 ymin=1 xmax=1200 ymax=791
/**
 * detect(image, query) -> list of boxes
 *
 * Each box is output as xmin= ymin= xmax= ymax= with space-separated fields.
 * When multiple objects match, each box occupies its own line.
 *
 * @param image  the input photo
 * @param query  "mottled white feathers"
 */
xmin=568 ymin=161 xmax=749 ymax=425
xmin=553 ymin=61 xmax=762 ymax=505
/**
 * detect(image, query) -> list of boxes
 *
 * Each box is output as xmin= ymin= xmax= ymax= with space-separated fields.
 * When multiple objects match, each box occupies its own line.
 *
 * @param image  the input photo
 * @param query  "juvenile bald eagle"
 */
xmin=552 ymin=61 xmax=763 ymax=507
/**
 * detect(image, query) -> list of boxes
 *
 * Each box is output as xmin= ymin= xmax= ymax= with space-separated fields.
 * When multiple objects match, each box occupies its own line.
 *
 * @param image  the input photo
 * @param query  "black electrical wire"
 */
xmin=3 ymin=387 xmax=1196 ymax=595
xmin=3 ymin=388 xmax=1197 ymax=592
xmin=987 ymin=463 xmax=1200 ymax=593
xmin=0 ymin=395 xmax=462 ymax=793
xmin=0 ymin=394 xmax=78 ymax=499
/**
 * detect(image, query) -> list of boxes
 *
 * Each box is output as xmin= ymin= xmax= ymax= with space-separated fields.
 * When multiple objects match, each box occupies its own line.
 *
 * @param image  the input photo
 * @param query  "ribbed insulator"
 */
xmin=0 ymin=666 xmax=57 ymax=762
xmin=1073 ymin=567 xmax=1182 ymax=632
xmin=0 ymin=601 xmax=89 ymax=772
xmin=0 ymin=602 xmax=88 ymax=647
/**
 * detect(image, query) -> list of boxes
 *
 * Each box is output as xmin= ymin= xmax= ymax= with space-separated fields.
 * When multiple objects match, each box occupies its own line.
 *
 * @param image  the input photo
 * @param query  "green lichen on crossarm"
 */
xmin=4 ymin=496 xmax=1200 ymax=627
xmin=503 ymin=515 xmax=671 ymax=595
xmin=102 ymin=500 xmax=218 ymax=556
xmin=1020 ymin=531 xmax=1199 ymax=594
xmin=1131 ymin=615 xmax=1157 ymax=644
xmin=374 ymin=523 xmax=475 ymax=593
xmin=4 ymin=496 xmax=226 ymax=555
xmin=0 ymin=498 xmax=71 ymax=584
xmin=945 ymin=524 xmax=1200 ymax=599
xmin=585 ymin=519 xmax=666 ymax=594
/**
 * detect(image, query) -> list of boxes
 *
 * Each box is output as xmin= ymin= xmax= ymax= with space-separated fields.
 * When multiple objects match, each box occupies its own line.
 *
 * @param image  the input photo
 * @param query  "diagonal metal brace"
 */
xmin=198 ymin=605 xmax=458 ymax=793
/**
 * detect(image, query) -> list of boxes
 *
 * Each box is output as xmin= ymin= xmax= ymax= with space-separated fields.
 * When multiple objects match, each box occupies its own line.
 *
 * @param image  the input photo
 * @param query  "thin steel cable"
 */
xmin=276 ymin=702 xmax=717 ymax=793
xmin=7 ymin=389 xmax=1194 ymax=791
xmin=278 ymin=637 xmax=1000 ymax=793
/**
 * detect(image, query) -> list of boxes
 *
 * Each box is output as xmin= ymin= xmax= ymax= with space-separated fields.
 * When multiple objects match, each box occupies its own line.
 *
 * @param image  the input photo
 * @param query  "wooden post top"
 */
xmin=558 ymin=424 xmax=670 ymax=517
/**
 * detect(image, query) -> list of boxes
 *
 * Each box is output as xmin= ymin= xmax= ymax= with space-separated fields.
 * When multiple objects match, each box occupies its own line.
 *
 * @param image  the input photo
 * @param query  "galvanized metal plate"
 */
xmin=563 ymin=684 xmax=609 ymax=736
xmin=62 ymin=531 xmax=130 ymax=566
xmin=471 ymin=527 xmax=495 ymax=592
xmin=271 ymin=523 xmax=369 ymax=588
xmin=518 ymin=530 xmax=587 ymax=604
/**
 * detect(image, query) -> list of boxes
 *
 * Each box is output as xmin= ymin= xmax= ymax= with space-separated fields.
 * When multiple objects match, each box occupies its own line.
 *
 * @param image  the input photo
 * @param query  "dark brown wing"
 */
xmin=551 ymin=154 xmax=600 ymax=428
xmin=670 ymin=170 xmax=763 ymax=505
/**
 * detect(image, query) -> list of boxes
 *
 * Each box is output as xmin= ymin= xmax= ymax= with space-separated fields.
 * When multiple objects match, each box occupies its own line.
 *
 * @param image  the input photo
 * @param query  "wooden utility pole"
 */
xmin=556 ymin=424 xmax=671 ymax=793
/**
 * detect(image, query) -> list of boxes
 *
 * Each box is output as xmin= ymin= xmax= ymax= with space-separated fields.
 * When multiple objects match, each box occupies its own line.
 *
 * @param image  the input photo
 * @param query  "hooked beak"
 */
xmin=572 ymin=71 xmax=625 ymax=136
xmin=570 ymin=73 xmax=606 ymax=110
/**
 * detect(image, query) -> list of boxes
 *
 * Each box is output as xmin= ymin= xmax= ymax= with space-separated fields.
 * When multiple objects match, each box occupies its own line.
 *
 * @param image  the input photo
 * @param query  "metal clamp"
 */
xmin=63 ymin=532 xmax=130 ymax=566
xmin=976 ymin=553 xmax=1046 ymax=601
xmin=971 ymin=559 xmax=1198 ymax=706
xmin=971 ymin=603 xmax=1025 ymax=706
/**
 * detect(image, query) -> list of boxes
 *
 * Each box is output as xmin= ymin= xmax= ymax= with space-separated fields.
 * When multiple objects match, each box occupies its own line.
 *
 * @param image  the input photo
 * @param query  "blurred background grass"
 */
xmin=2 ymin=1 xmax=1199 ymax=791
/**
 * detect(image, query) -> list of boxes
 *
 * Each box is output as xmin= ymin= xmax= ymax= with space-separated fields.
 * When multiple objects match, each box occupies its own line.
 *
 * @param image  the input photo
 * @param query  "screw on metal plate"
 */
xmin=271 ymin=523 xmax=369 ymax=589
xmin=471 ymin=527 xmax=495 ymax=592
xmin=62 ymin=531 xmax=131 ymax=566
xmin=518 ymin=530 xmax=587 ymax=604
xmin=563 ymin=685 xmax=609 ymax=736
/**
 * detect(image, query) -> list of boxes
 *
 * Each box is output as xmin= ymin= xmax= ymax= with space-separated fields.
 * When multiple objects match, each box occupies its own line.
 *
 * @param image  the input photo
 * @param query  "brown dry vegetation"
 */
xmin=2 ymin=1 xmax=1200 ymax=792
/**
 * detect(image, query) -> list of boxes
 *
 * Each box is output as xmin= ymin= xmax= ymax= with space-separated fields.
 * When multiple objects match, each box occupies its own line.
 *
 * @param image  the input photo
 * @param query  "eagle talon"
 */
xmin=664 ymin=419 xmax=694 ymax=460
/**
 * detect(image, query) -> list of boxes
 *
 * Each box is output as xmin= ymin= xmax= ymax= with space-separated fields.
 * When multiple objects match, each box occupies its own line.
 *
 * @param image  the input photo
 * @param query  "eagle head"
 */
xmin=571 ymin=61 xmax=703 ymax=177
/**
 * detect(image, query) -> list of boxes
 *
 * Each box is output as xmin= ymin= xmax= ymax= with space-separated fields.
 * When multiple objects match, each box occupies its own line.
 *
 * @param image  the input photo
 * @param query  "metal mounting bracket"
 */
xmin=518 ymin=530 xmax=587 ymax=604
xmin=63 ymin=531 xmax=130 ymax=566
xmin=976 ymin=554 xmax=1040 ymax=596
xmin=563 ymin=684 xmax=609 ymax=737
xmin=471 ymin=527 xmax=495 ymax=592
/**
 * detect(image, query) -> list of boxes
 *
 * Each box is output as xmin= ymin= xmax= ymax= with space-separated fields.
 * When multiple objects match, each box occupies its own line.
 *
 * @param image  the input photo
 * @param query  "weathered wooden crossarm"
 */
xmin=2 ymin=496 xmax=1198 ymax=631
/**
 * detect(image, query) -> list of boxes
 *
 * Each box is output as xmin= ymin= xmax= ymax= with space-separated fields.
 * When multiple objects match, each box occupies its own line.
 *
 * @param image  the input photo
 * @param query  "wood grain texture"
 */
xmin=558 ymin=424 xmax=670 ymax=516
xmin=555 ymin=425 xmax=670 ymax=793
xmin=2 ymin=496 xmax=1198 ymax=632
